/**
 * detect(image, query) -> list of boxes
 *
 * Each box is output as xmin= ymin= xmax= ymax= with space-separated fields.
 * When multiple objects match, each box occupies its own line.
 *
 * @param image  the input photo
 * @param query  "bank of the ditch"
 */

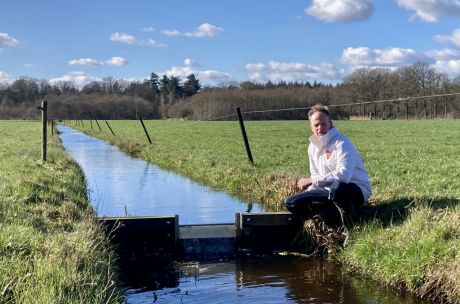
xmin=0 ymin=121 xmax=124 ymax=303
xmin=72 ymin=119 xmax=459 ymax=303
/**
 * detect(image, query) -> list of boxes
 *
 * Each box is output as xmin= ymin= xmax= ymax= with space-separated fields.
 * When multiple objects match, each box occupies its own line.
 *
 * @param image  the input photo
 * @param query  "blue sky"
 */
xmin=1 ymin=0 xmax=460 ymax=88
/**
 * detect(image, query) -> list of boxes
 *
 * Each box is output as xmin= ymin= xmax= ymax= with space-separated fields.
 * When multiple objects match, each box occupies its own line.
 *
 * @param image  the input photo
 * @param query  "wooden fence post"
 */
xmin=38 ymin=101 xmax=47 ymax=162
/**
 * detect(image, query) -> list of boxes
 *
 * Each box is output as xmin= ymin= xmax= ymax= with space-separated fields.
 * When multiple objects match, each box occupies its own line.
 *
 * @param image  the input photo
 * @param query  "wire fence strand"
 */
xmin=207 ymin=92 xmax=460 ymax=121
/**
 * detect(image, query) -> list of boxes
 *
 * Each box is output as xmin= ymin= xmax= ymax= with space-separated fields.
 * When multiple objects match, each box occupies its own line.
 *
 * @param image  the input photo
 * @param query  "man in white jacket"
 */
xmin=285 ymin=104 xmax=371 ymax=224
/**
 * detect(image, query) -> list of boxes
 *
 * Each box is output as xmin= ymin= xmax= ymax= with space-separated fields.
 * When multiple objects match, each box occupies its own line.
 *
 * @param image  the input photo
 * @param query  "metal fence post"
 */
xmin=139 ymin=116 xmax=152 ymax=144
xmin=95 ymin=119 xmax=102 ymax=131
xmin=236 ymin=107 xmax=254 ymax=164
xmin=105 ymin=121 xmax=116 ymax=136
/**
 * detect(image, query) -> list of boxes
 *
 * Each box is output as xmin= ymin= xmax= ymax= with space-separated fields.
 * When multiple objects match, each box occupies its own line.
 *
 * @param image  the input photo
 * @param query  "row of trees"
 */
xmin=0 ymin=73 xmax=201 ymax=119
xmin=0 ymin=62 xmax=459 ymax=120
xmin=170 ymin=62 xmax=459 ymax=120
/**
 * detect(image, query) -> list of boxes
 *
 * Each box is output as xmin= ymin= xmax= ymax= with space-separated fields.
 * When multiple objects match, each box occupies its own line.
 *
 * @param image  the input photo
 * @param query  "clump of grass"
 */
xmin=342 ymin=204 xmax=460 ymax=303
xmin=257 ymin=172 xmax=298 ymax=209
xmin=0 ymin=121 xmax=124 ymax=303
xmin=423 ymin=257 xmax=460 ymax=302
xmin=302 ymin=216 xmax=348 ymax=256
xmin=117 ymin=138 xmax=143 ymax=157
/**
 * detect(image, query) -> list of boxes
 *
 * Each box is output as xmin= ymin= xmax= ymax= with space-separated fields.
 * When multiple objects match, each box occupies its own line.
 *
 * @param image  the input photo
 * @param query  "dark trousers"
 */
xmin=285 ymin=182 xmax=365 ymax=225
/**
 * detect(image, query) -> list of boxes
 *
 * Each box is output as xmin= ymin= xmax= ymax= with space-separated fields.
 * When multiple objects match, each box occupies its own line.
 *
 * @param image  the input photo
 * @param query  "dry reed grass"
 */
xmin=303 ymin=216 xmax=348 ymax=256
xmin=258 ymin=172 xmax=298 ymax=209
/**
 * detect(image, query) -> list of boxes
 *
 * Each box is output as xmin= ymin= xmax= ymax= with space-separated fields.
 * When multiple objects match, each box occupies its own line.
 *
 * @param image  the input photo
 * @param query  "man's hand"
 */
xmin=297 ymin=177 xmax=312 ymax=191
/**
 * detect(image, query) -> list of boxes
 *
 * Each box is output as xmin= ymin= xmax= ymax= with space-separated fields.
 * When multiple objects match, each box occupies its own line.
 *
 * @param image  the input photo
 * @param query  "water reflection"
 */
xmin=126 ymin=256 xmax=428 ymax=304
xmin=57 ymin=125 xmax=262 ymax=224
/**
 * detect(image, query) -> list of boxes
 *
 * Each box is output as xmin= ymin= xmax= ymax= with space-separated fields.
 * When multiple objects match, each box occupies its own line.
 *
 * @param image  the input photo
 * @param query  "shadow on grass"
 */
xmin=294 ymin=197 xmax=460 ymax=257
xmin=359 ymin=197 xmax=460 ymax=227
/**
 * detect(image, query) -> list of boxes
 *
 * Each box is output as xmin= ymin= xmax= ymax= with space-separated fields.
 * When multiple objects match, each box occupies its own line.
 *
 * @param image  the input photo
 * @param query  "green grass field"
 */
xmin=72 ymin=118 xmax=459 ymax=302
xmin=0 ymin=121 xmax=123 ymax=303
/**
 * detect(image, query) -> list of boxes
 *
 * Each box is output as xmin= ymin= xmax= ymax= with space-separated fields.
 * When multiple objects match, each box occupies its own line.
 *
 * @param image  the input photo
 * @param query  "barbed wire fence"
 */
xmin=207 ymin=92 xmax=460 ymax=121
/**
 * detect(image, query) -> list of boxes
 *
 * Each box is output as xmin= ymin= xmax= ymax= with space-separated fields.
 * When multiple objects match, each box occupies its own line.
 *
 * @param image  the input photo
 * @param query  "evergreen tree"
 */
xmin=159 ymin=75 xmax=169 ymax=118
xmin=159 ymin=74 xmax=169 ymax=96
xmin=167 ymin=76 xmax=183 ymax=101
xmin=183 ymin=73 xmax=201 ymax=97
xmin=149 ymin=73 xmax=160 ymax=95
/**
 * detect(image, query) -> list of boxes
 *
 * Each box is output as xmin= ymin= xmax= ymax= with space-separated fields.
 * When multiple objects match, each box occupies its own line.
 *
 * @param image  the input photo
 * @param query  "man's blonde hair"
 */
xmin=308 ymin=104 xmax=330 ymax=119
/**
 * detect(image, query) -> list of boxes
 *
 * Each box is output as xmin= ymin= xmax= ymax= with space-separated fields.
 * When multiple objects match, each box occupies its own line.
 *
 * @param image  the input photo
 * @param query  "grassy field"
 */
xmin=71 ymin=118 xmax=460 ymax=303
xmin=0 ymin=121 xmax=124 ymax=303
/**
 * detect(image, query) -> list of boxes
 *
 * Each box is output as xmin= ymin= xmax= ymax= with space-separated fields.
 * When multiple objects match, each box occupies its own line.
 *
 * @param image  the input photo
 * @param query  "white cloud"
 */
xmin=341 ymin=47 xmax=421 ymax=66
xmin=142 ymin=26 xmax=155 ymax=33
xmin=434 ymin=28 xmax=460 ymax=48
xmin=184 ymin=58 xmax=198 ymax=67
xmin=105 ymin=56 xmax=127 ymax=66
xmin=245 ymin=63 xmax=265 ymax=71
xmin=432 ymin=59 xmax=460 ymax=75
xmin=110 ymin=32 xmax=165 ymax=46
xmin=144 ymin=38 xmax=164 ymax=46
xmin=124 ymin=77 xmax=145 ymax=83
xmin=162 ymin=30 xmax=181 ymax=36
xmin=164 ymin=58 xmax=230 ymax=81
xmin=395 ymin=0 xmax=460 ymax=22
xmin=0 ymin=71 xmax=14 ymax=84
xmin=426 ymin=48 xmax=460 ymax=60
xmin=196 ymin=70 xmax=231 ymax=80
xmin=305 ymin=0 xmax=374 ymax=22
xmin=245 ymin=60 xmax=342 ymax=83
xmin=267 ymin=61 xmax=314 ymax=72
xmin=68 ymin=58 xmax=102 ymax=66
xmin=0 ymin=32 xmax=19 ymax=50
xmin=190 ymin=23 xmax=224 ymax=38
xmin=110 ymin=32 xmax=136 ymax=44
xmin=68 ymin=56 xmax=127 ymax=67
xmin=340 ymin=46 xmax=460 ymax=76
xmin=162 ymin=23 xmax=224 ymax=38
xmin=49 ymin=71 xmax=102 ymax=89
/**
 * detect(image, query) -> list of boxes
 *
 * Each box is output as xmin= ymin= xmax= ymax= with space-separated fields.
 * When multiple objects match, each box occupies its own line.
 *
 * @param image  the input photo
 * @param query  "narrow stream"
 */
xmin=57 ymin=125 xmax=432 ymax=304
xmin=57 ymin=125 xmax=262 ymax=224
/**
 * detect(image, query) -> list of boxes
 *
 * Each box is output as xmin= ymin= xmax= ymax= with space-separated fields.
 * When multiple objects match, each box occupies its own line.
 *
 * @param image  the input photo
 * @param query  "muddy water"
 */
xmin=57 ymin=125 xmax=431 ymax=304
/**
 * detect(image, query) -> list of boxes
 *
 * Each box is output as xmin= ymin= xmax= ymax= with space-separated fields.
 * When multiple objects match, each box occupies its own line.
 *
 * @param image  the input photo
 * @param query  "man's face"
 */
xmin=309 ymin=111 xmax=331 ymax=137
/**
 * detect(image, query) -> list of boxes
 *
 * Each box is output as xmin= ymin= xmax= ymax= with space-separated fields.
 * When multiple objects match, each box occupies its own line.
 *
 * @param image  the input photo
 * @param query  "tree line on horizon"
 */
xmin=0 ymin=61 xmax=459 ymax=120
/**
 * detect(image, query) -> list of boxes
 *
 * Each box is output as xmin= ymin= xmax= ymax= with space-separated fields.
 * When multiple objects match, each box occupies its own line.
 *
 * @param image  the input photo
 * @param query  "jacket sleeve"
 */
xmin=308 ymin=144 xmax=320 ymax=182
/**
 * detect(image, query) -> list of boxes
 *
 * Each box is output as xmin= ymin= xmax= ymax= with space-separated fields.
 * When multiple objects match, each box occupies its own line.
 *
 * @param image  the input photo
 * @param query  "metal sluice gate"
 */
xmin=99 ymin=212 xmax=303 ymax=261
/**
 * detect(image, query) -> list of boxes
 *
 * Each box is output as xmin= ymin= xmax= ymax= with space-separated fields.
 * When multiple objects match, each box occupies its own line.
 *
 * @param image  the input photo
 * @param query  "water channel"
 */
xmin=57 ymin=125 xmax=431 ymax=304
xmin=57 ymin=125 xmax=262 ymax=223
